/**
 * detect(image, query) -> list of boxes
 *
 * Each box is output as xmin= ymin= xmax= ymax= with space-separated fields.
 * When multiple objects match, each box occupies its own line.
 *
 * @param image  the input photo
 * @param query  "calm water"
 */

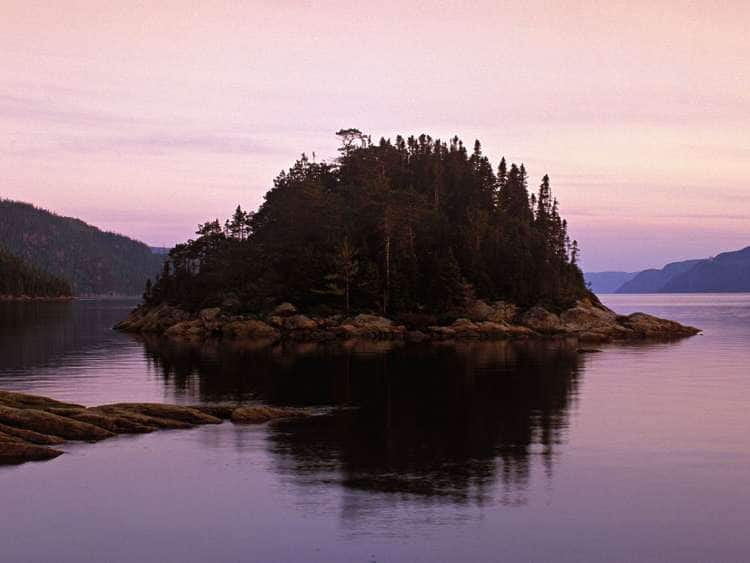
xmin=1 ymin=295 xmax=749 ymax=562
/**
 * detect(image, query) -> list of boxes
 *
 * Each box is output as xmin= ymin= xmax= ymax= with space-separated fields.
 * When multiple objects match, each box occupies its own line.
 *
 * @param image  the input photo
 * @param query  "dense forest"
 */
xmin=147 ymin=131 xmax=587 ymax=315
xmin=0 ymin=199 xmax=164 ymax=295
xmin=0 ymin=246 xmax=71 ymax=298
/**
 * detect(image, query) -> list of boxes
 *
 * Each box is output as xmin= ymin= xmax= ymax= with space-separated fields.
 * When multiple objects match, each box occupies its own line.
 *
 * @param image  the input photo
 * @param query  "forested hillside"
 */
xmin=147 ymin=130 xmax=587 ymax=314
xmin=0 ymin=246 xmax=71 ymax=298
xmin=0 ymin=199 xmax=164 ymax=295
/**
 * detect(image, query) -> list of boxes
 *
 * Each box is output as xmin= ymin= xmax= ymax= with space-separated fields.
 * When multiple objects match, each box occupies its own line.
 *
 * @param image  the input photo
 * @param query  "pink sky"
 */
xmin=1 ymin=1 xmax=748 ymax=271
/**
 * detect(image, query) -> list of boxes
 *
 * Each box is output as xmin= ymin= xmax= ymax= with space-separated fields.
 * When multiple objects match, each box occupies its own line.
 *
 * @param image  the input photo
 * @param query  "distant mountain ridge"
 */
xmin=583 ymin=271 xmax=636 ymax=293
xmin=585 ymin=245 xmax=750 ymax=294
xmin=616 ymin=259 xmax=705 ymax=293
xmin=662 ymin=247 xmax=750 ymax=292
xmin=0 ymin=199 xmax=164 ymax=295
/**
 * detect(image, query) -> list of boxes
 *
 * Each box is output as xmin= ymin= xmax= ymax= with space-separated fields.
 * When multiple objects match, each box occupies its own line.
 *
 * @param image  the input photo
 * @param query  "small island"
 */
xmin=115 ymin=131 xmax=699 ymax=342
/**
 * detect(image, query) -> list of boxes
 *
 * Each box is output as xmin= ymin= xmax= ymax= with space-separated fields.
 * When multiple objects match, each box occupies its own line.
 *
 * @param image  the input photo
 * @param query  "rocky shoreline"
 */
xmin=114 ymin=298 xmax=700 ymax=344
xmin=0 ymin=390 xmax=311 ymax=466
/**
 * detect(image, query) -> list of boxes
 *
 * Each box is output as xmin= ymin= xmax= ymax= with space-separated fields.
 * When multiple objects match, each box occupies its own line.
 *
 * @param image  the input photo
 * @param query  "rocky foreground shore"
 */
xmin=115 ymin=298 xmax=700 ymax=343
xmin=0 ymin=390 xmax=310 ymax=466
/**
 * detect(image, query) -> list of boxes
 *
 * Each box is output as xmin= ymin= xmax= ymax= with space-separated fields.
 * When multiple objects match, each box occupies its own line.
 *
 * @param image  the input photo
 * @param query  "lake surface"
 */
xmin=1 ymin=295 xmax=749 ymax=562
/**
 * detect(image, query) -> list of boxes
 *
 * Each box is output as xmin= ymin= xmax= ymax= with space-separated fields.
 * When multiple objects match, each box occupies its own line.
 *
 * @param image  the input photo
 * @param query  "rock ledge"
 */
xmin=0 ymin=390 xmax=310 ymax=466
xmin=115 ymin=298 xmax=701 ymax=344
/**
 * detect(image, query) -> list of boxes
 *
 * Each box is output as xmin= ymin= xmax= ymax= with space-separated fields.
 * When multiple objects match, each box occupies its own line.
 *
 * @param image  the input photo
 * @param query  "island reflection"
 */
xmin=140 ymin=337 xmax=585 ymax=503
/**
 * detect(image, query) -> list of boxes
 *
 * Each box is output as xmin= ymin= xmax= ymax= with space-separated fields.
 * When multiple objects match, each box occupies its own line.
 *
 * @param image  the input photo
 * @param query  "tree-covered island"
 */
xmin=117 ymin=131 xmax=699 ymax=342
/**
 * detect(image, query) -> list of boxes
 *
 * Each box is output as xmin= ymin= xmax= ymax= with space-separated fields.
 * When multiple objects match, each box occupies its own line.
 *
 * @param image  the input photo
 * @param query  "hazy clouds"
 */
xmin=1 ymin=1 xmax=748 ymax=270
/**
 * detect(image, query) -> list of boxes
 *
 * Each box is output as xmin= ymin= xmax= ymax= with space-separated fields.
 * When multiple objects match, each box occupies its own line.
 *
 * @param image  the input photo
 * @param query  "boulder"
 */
xmin=284 ymin=315 xmax=318 ymax=331
xmin=0 ymin=422 xmax=65 ymax=445
xmin=317 ymin=315 xmax=344 ymax=329
xmin=198 ymin=307 xmax=224 ymax=331
xmin=465 ymin=300 xmax=495 ymax=321
xmin=475 ymin=320 xmax=512 ymax=335
xmin=339 ymin=314 xmax=405 ymax=338
xmin=520 ymin=307 xmax=562 ymax=334
xmin=0 ymin=390 xmax=84 ymax=411
xmin=450 ymin=318 xmax=481 ymax=338
xmin=503 ymin=324 xmax=536 ymax=337
xmin=49 ymin=408 xmax=157 ymax=434
xmin=117 ymin=304 xmax=191 ymax=333
xmin=221 ymin=295 xmax=242 ymax=313
xmin=89 ymin=407 xmax=193 ymax=430
xmin=272 ymin=302 xmax=297 ymax=317
xmin=230 ymin=405 xmax=310 ymax=424
xmin=96 ymin=404 xmax=222 ymax=425
xmin=620 ymin=313 xmax=701 ymax=338
xmin=352 ymin=314 xmax=394 ymax=330
xmin=0 ymin=406 xmax=114 ymax=442
xmin=165 ymin=320 xmax=206 ymax=339
xmin=0 ymin=432 xmax=63 ymax=465
xmin=488 ymin=301 xmax=519 ymax=323
xmin=223 ymin=319 xmax=280 ymax=340
xmin=427 ymin=326 xmax=456 ymax=338
xmin=559 ymin=299 xmax=628 ymax=339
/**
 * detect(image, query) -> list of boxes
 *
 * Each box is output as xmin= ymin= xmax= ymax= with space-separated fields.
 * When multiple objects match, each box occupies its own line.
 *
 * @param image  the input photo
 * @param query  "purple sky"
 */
xmin=2 ymin=1 xmax=748 ymax=271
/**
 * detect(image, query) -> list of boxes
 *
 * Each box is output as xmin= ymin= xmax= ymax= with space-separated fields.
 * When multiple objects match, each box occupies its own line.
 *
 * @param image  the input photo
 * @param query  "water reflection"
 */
xmin=141 ymin=336 xmax=584 ymax=502
xmin=0 ymin=300 xmax=138 ymax=373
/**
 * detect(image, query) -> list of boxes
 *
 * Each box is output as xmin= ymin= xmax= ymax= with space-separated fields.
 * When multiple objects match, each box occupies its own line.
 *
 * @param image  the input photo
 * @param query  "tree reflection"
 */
xmin=140 ymin=337 xmax=584 ymax=505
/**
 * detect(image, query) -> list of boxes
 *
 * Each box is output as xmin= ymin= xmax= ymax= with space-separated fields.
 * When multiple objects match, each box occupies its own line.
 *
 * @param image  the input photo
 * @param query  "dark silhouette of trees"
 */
xmin=147 ymin=132 xmax=586 ymax=313
xmin=0 ymin=246 xmax=71 ymax=297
